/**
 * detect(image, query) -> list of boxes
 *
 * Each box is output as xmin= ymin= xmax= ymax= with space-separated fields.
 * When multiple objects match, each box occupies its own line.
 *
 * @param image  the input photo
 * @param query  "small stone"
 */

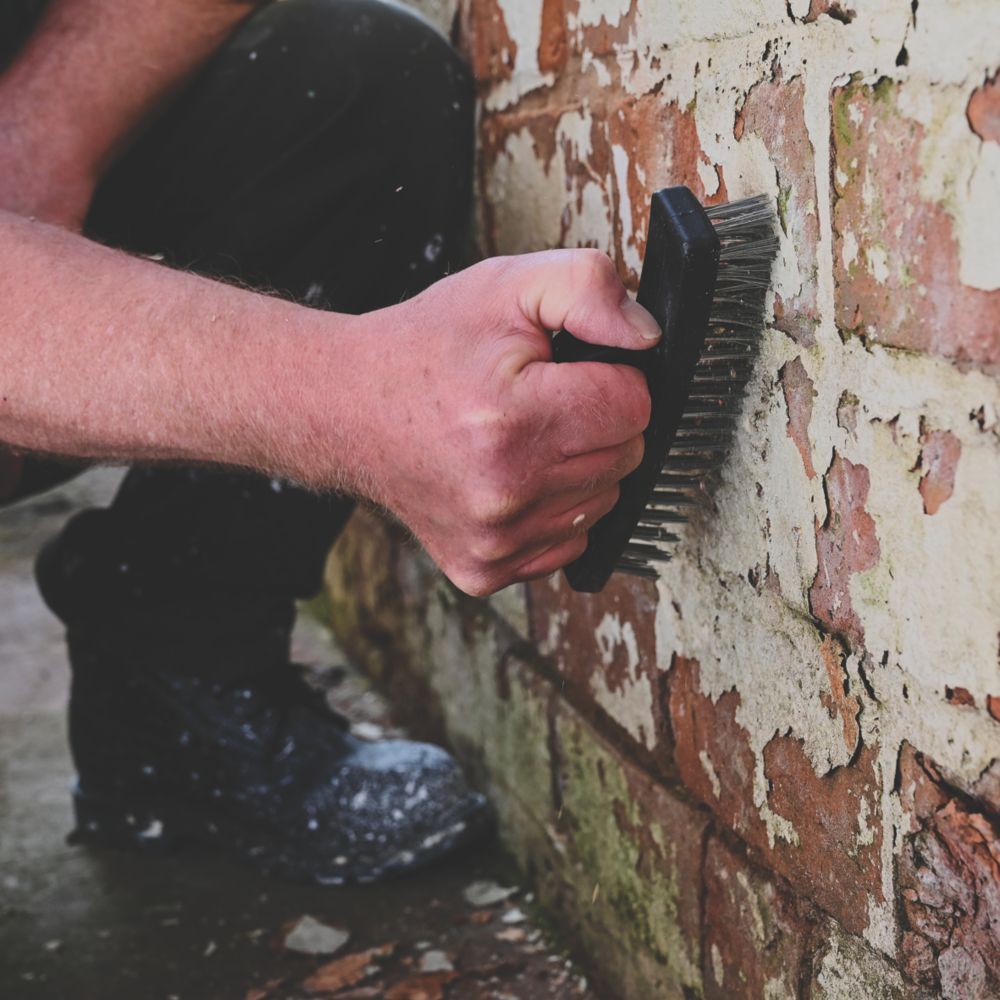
xmin=283 ymin=915 xmax=350 ymax=956
xmin=462 ymin=880 xmax=518 ymax=908
xmin=418 ymin=949 xmax=454 ymax=973
xmin=43 ymin=940 xmax=62 ymax=953
xmin=501 ymin=908 xmax=527 ymax=925
xmin=203 ymin=940 xmax=217 ymax=957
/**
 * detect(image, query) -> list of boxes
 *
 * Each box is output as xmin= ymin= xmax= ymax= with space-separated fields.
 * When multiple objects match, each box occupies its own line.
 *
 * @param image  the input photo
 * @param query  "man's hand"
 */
xmin=350 ymin=250 xmax=659 ymax=597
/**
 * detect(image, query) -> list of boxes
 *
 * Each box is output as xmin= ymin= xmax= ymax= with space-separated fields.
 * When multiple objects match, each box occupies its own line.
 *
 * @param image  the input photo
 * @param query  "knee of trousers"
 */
xmin=240 ymin=0 xmax=476 ymax=183
xmin=88 ymin=0 xmax=476 ymax=283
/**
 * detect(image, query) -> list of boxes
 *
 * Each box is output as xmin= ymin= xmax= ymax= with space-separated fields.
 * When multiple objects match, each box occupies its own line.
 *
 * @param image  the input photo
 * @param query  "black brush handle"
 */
xmin=553 ymin=186 xmax=721 ymax=593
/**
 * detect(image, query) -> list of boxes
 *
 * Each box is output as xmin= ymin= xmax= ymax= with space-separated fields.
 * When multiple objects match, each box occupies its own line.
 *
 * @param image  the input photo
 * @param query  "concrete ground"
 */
xmin=0 ymin=470 xmax=597 ymax=1000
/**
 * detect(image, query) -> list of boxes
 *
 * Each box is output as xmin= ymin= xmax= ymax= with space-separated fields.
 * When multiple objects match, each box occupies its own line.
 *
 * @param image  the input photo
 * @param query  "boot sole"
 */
xmin=69 ymin=783 xmax=492 ymax=885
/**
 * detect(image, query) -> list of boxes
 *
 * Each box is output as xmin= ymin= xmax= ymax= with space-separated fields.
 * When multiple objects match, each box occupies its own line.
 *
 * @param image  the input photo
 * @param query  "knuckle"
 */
xmin=467 ymin=486 xmax=519 ymax=528
xmin=575 ymin=247 xmax=616 ymax=286
xmin=450 ymin=565 xmax=496 ymax=598
xmin=472 ymin=254 xmax=515 ymax=285
xmin=468 ymin=529 xmax=513 ymax=566
xmin=466 ymin=407 xmax=514 ymax=460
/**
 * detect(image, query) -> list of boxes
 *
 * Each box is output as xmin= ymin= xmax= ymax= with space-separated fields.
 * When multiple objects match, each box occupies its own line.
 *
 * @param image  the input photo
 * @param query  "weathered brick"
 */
xmin=537 ymin=0 xmax=568 ymax=75
xmin=832 ymin=77 xmax=1000 ymax=368
xmin=989 ymin=695 xmax=1000 ymax=725
xmin=810 ymin=923 xmax=912 ymax=999
xmin=458 ymin=0 xmax=516 ymax=85
xmin=550 ymin=700 xmax=707 ymax=999
xmin=702 ymin=837 xmax=820 ymax=999
xmin=897 ymin=744 xmax=1000 ymax=997
xmin=809 ymin=451 xmax=880 ymax=650
xmin=324 ymin=509 xmax=448 ymax=743
xmin=669 ymin=656 xmax=883 ymax=935
xmin=737 ymin=70 xmax=821 ymax=344
xmin=968 ymin=71 xmax=1000 ymax=143
xmin=917 ymin=426 xmax=961 ymax=516
xmin=819 ymin=635 xmax=861 ymax=754
xmin=528 ymin=572 xmax=665 ymax=759
xmin=780 ymin=356 xmax=818 ymax=478
xmin=802 ymin=0 xmax=855 ymax=23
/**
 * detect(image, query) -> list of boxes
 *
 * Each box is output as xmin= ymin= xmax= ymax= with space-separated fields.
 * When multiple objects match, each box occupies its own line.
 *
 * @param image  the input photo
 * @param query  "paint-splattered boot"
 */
xmin=35 ymin=469 xmax=490 ymax=884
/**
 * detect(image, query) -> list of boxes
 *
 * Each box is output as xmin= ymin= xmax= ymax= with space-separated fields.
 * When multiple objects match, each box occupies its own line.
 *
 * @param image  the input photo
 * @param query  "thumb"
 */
xmin=514 ymin=248 xmax=661 ymax=350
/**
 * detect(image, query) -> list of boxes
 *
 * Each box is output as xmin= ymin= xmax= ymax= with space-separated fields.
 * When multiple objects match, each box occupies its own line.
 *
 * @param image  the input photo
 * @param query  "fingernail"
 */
xmin=622 ymin=299 xmax=661 ymax=341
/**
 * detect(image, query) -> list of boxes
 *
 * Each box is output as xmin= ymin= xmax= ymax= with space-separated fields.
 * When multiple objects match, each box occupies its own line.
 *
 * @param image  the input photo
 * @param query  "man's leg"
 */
xmin=35 ymin=0 xmax=487 ymax=884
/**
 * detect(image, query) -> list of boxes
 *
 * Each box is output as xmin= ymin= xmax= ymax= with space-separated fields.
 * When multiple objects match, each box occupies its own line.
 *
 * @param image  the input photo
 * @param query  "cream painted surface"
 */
xmin=959 ymin=141 xmax=1000 ymax=291
xmin=590 ymin=613 xmax=657 ymax=750
xmin=481 ymin=0 xmax=553 ymax=111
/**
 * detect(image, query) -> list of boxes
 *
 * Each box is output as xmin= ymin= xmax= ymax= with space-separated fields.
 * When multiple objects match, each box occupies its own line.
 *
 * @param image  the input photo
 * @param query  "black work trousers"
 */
xmin=10 ymin=0 xmax=474 ymax=679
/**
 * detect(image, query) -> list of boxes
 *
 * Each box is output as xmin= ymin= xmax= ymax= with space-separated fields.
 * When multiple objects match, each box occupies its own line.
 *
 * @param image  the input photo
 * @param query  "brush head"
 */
xmin=553 ymin=187 xmax=779 ymax=592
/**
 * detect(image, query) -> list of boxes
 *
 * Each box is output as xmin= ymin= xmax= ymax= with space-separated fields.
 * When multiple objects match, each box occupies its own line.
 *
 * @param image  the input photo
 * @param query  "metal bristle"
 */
xmin=618 ymin=192 xmax=778 ymax=581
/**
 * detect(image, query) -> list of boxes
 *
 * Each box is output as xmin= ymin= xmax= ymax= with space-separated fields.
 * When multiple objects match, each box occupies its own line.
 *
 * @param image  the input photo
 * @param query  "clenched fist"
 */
xmin=351 ymin=249 xmax=659 ymax=596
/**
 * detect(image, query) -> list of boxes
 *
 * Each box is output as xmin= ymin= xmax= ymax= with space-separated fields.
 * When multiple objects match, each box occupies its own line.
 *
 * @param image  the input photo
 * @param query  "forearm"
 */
xmin=0 ymin=0 xmax=260 ymax=225
xmin=0 ymin=211 xmax=370 ymax=489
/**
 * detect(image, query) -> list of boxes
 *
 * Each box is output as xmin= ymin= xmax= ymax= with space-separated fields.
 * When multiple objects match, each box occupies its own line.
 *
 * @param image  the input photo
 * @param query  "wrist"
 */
xmin=227 ymin=301 xmax=379 ymax=494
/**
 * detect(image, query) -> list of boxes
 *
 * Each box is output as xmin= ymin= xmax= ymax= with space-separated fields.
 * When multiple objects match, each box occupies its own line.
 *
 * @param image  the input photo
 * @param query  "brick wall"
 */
xmin=327 ymin=1 xmax=1000 ymax=996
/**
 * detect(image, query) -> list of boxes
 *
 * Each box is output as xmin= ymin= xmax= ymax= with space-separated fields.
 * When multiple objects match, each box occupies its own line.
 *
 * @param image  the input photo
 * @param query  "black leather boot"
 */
xmin=36 ymin=471 xmax=489 ymax=884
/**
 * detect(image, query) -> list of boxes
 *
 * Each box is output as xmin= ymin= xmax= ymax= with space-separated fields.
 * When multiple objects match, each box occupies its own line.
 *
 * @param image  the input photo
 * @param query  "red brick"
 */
xmin=808 ymin=451 xmax=880 ymax=650
xmin=668 ymin=656 xmax=884 ymax=935
xmin=897 ymin=744 xmax=1000 ymax=996
xmin=989 ymin=695 xmax=1000 ymax=724
xmin=738 ymin=71 xmax=821 ymax=344
xmin=780 ymin=356 xmax=818 ymax=478
xmin=945 ymin=685 xmax=975 ymax=707
xmin=477 ymin=107 xmax=565 ymax=255
xmin=458 ymin=0 xmax=517 ymax=86
xmin=832 ymin=78 xmax=1000 ymax=368
xmin=537 ymin=0 xmax=568 ymax=75
xmin=703 ymin=838 xmax=820 ymax=999
xmin=803 ymin=0 xmax=855 ymax=23
xmin=918 ymin=426 xmax=961 ymax=516
xmin=575 ymin=0 xmax=638 ymax=60
xmin=968 ymin=72 xmax=1000 ymax=143
xmin=607 ymin=95 xmax=725 ymax=285
xmin=819 ymin=635 xmax=861 ymax=753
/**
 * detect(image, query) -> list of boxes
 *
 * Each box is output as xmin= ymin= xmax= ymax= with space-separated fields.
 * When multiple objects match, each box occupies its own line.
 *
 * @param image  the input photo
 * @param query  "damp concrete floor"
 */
xmin=0 ymin=470 xmax=597 ymax=1000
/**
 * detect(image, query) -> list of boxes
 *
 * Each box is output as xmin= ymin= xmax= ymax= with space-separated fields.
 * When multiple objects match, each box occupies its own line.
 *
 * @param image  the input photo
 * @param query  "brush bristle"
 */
xmin=616 ymin=194 xmax=779 ymax=578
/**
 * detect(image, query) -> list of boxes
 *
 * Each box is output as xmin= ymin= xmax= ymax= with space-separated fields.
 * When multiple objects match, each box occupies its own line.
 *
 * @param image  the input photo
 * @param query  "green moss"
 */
xmin=776 ymin=185 xmax=793 ymax=236
xmin=833 ymin=88 xmax=856 ymax=148
xmin=872 ymin=75 xmax=896 ymax=104
xmin=555 ymin=714 xmax=702 ymax=994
